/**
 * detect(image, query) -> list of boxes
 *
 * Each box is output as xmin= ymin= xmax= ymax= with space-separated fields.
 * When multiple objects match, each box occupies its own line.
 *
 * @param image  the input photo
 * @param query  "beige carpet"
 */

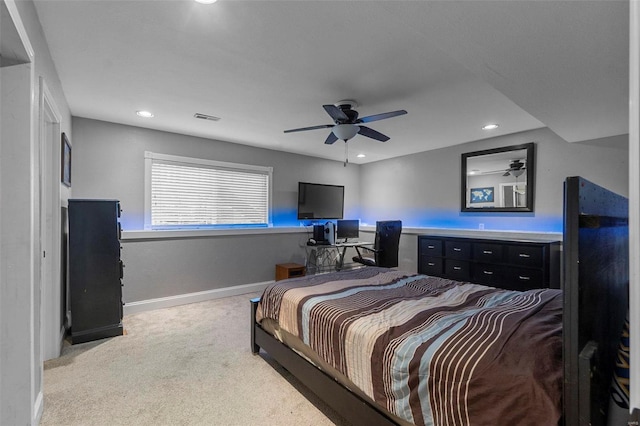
xmin=41 ymin=292 xmax=350 ymax=426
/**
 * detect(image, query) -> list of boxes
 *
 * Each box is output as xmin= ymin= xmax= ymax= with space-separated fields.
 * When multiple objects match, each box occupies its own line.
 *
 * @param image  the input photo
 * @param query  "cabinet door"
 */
xmin=445 ymin=259 xmax=471 ymax=281
xmin=445 ymin=241 xmax=471 ymax=260
xmin=473 ymin=243 xmax=503 ymax=263
xmin=504 ymin=268 xmax=544 ymax=290
xmin=420 ymin=238 xmax=443 ymax=256
xmin=507 ymin=245 xmax=544 ymax=267
xmin=472 ymin=263 xmax=504 ymax=286
xmin=419 ymin=257 xmax=443 ymax=276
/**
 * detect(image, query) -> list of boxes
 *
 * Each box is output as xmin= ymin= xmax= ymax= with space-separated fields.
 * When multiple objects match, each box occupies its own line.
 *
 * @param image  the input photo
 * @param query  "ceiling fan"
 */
xmin=503 ymin=159 xmax=526 ymax=177
xmin=503 ymin=159 xmax=527 ymax=195
xmin=284 ymin=100 xmax=407 ymax=145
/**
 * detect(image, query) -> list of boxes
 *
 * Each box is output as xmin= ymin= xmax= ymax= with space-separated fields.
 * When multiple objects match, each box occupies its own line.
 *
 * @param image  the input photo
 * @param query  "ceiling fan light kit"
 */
xmin=333 ymin=123 xmax=359 ymax=141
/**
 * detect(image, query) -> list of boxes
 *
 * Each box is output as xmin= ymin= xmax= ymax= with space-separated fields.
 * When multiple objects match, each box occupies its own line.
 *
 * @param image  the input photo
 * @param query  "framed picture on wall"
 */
xmin=61 ymin=133 xmax=71 ymax=187
xmin=469 ymin=187 xmax=494 ymax=204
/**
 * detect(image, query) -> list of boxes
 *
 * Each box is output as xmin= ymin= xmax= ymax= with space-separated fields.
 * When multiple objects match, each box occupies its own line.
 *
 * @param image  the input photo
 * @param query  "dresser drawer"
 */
xmin=473 ymin=243 xmax=503 ymax=263
xmin=420 ymin=238 xmax=443 ymax=256
xmin=504 ymin=268 xmax=544 ymax=290
xmin=507 ymin=245 xmax=544 ymax=267
xmin=420 ymin=257 xmax=443 ymax=276
xmin=445 ymin=259 xmax=471 ymax=281
xmin=445 ymin=241 xmax=471 ymax=260
xmin=472 ymin=263 xmax=504 ymax=285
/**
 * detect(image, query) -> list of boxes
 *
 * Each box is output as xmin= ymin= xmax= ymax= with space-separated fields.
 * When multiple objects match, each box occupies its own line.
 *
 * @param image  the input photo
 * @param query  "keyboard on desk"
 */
xmin=335 ymin=241 xmax=372 ymax=247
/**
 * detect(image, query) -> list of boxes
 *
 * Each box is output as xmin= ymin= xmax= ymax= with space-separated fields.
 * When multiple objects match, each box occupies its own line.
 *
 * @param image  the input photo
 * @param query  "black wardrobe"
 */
xmin=68 ymin=199 xmax=124 ymax=344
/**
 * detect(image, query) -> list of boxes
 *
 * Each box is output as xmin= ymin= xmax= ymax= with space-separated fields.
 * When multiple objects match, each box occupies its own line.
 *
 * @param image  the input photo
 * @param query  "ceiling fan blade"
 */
xmin=358 ymin=126 xmax=390 ymax=142
xmin=323 ymin=105 xmax=349 ymax=122
xmin=357 ymin=109 xmax=407 ymax=123
xmin=284 ymin=124 xmax=333 ymax=133
xmin=324 ymin=132 xmax=339 ymax=145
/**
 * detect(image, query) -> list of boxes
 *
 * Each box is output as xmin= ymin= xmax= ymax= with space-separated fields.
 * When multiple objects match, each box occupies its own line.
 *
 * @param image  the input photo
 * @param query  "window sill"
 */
xmin=122 ymin=226 xmax=308 ymax=241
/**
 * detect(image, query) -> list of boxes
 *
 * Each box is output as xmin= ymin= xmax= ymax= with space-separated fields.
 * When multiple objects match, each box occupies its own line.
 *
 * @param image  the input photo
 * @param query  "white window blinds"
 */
xmin=145 ymin=152 xmax=271 ymax=229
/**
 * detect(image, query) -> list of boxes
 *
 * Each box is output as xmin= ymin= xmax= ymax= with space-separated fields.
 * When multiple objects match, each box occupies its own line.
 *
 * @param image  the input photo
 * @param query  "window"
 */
xmin=144 ymin=152 xmax=272 ymax=229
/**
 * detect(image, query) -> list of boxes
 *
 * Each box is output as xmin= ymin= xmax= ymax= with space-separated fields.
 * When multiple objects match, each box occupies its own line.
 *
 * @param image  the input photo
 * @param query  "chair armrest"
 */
xmin=359 ymin=246 xmax=379 ymax=253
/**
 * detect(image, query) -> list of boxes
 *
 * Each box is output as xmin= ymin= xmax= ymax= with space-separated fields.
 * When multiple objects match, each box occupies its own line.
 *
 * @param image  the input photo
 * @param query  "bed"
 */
xmin=250 ymin=176 xmax=629 ymax=426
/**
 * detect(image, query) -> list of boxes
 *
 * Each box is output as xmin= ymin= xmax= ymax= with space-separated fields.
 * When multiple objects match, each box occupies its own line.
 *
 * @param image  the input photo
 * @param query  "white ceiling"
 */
xmin=33 ymin=0 xmax=629 ymax=164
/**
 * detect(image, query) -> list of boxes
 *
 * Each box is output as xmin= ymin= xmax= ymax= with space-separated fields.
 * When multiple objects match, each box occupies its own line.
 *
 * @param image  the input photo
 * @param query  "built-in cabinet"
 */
xmin=418 ymin=235 xmax=560 ymax=290
xmin=68 ymin=199 xmax=124 ymax=343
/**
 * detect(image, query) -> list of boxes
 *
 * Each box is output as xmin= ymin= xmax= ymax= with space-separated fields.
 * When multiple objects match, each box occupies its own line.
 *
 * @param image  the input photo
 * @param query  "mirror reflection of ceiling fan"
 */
xmin=503 ymin=159 xmax=526 ymax=177
xmin=502 ymin=159 xmax=527 ymax=195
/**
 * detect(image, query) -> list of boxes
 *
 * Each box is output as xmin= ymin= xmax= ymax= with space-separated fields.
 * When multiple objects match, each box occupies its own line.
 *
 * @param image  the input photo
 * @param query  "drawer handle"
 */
xmin=519 ymin=253 xmax=531 ymax=258
xmin=427 ymin=245 xmax=435 ymax=249
xmin=453 ymin=266 xmax=462 ymax=270
xmin=453 ymin=247 xmax=462 ymax=252
xmin=483 ymin=250 xmax=493 ymax=254
xmin=518 ymin=275 xmax=531 ymax=280
xmin=428 ymin=262 xmax=435 ymax=266
xmin=483 ymin=270 xmax=494 ymax=275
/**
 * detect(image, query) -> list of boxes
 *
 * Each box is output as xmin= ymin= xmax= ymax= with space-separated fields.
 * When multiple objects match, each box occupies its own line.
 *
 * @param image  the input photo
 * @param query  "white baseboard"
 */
xmin=57 ymin=325 xmax=65 ymax=356
xmin=123 ymin=281 xmax=273 ymax=315
xmin=33 ymin=391 xmax=43 ymax=425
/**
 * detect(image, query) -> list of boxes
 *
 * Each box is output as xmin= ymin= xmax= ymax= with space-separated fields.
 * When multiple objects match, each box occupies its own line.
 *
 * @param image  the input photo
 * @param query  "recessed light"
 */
xmin=195 ymin=0 xmax=217 ymax=3
xmin=136 ymin=110 xmax=154 ymax=118
xmin=482 ymin=123 xmax=499 ymax=130
xmin=356 ymin=153 xmax=366 ymax=158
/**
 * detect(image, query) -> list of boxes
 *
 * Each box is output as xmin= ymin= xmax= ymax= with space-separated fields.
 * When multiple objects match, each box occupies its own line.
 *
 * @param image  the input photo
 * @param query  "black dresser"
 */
xmin=418 ymin=235 xmax=561 ymax=290
xmin=68 ymin=199 xmax=124 ymax=343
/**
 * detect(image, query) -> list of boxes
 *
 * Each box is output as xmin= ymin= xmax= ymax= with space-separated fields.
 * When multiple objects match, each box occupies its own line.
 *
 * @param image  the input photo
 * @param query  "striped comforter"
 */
xmin=256 ymin=267 xmax=563 ymax=426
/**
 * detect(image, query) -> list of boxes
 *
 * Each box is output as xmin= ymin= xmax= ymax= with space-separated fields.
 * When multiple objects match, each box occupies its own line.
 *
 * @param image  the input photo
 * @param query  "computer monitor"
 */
xmin=337 ymin=219 xmax=359 ymax=241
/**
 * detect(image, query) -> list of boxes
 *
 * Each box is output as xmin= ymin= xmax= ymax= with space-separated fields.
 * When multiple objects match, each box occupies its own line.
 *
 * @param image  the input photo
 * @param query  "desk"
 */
xmin=304 ymin=241 xmax=373 ymax=274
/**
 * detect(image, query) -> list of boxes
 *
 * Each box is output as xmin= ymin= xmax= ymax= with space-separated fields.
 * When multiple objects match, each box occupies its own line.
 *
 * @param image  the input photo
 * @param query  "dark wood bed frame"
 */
xmin=251 ymin=298 xmax=397 ymax=425
xmin=251 ymin=176 xmax=629 ymax=426
xmin=563 ymin=176 xmax=629 ymax=426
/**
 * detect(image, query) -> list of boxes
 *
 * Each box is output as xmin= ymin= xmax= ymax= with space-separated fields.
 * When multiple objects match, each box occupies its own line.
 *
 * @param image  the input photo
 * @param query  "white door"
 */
xmin=39 ymin=78 xmax=62 ymax=361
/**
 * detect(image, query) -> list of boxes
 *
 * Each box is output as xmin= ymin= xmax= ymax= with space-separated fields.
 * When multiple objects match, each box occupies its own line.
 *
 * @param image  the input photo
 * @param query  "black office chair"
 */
xmin=352 ymin=220 xmax=402 ymax=268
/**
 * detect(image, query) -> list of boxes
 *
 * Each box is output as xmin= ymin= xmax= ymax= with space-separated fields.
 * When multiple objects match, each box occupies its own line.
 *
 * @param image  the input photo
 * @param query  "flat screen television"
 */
xmin=297 ymin=182 xmax=344 ymax=220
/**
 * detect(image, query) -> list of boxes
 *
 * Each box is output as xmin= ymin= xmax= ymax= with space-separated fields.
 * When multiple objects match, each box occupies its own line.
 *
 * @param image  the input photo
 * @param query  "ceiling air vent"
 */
xmin=194 ymin=113 xmax=221 ymax=122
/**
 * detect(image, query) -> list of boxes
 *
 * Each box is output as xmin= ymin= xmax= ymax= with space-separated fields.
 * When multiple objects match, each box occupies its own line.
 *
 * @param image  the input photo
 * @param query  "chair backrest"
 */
xmin=374 ymin=220 xmax=402 ymax=268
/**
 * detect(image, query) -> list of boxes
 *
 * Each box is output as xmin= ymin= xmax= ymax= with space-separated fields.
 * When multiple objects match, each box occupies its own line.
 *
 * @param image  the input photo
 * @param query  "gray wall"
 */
xmin=2 ymin=1 xmax=72 ymax=424
xmin=360 ymin=127 xmax=628 ymax=233
xmin=72 ymin=119 xmax=628 ymax=304
xmin=71 ymin=118 xmax=361 ymax=302
xmin=122 ymin=232 xmax=310 ymax=301
xmin=72 ymin=118 xmax=361 ymax=230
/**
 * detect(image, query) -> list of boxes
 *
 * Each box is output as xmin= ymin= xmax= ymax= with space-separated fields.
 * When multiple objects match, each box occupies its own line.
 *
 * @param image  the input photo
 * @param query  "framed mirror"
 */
xmin=461 ymin=142 xmax=535 ymax=212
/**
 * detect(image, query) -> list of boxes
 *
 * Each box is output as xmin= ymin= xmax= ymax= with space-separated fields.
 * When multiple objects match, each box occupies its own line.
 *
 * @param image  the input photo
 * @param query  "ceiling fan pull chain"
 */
xmin=344 ymin=141 xmax=349 ymax=167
